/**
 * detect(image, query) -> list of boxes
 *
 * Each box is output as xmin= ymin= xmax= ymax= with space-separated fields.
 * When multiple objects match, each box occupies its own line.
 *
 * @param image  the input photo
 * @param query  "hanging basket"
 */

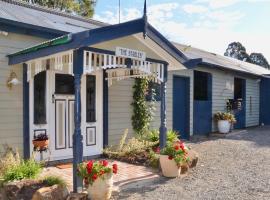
xmin=32 ymin=139 xmax=49 ymax=149
xmin=87 ymin=173 xmax=113 ymax=200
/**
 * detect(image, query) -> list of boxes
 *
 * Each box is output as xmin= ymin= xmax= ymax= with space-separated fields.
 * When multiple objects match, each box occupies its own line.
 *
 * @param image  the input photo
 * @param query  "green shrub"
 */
xmin=143 ymin=129 xmax=159 ymax=143
xmin=103 ymin=129 xmax=159 ymax=168
xmin=43 ymin=176 xmax=66 ymax=187
xmin=3 ymin=158 xmax=42 ymax=182
xmin=143 ymin=129 xmax=180 ymax=144
xmin=167 ymin=130 xmax=179 ymax=143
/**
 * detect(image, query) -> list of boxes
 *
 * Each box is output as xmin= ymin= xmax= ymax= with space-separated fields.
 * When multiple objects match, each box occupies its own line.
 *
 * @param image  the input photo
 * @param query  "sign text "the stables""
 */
xmin=116 ymin=47 xmax=146 ymax=61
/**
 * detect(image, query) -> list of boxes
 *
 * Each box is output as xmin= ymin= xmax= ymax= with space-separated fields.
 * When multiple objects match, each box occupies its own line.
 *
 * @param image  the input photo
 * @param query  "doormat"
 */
xmin=56 ymin=163 xmax=72 ymax=169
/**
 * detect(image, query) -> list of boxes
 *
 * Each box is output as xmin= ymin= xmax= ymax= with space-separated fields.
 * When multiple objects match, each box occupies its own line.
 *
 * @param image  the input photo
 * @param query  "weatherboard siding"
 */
xmin=196 ymin=66 xmax=260 ymax=131
xmin=0 ymin=33 xmax=45 ymax=155
xmin=108 ymin=79 xmax=134 ymax=145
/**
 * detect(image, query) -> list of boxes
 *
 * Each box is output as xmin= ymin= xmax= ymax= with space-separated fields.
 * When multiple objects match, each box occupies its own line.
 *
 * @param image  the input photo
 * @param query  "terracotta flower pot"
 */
xmin=87 ymin=173 xmax=113 ymax=200
xmin=32 ymin=139 xmax=49 ymax=149
xmin=159 ymin=155 xmax=181 ymax=177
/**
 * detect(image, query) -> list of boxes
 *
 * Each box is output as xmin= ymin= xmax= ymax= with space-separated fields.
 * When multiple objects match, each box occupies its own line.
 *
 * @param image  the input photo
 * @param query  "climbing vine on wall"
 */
xmin=131 ymin=78 xmax=156 ymax=135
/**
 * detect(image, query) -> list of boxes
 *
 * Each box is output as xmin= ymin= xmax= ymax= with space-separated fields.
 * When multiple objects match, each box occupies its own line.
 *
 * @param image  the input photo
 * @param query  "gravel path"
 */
xmin=114 ymin=126 xmax=270 ymax=200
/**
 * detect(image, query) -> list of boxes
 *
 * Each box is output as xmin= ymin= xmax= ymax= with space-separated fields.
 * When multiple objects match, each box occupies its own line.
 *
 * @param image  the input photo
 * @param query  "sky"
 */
xmin=93 ymin=0 xmax=270 ymax=61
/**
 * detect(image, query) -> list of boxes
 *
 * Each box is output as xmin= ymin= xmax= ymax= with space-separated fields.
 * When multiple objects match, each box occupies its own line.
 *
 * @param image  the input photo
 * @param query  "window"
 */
xmin=86 ymin=75 xmax=96 ymax=122
xmin=145 ymin=81 xmax=161 ymax=101
xmin=194 ymin=71 xmax=209 ymax=101
xmin=234 ymin=78 xmax=244 ymax=100
xmin=55 ymin=74 xmax=74 ymax=94
xmin=34 ymin=71 xmax=46 ymax=124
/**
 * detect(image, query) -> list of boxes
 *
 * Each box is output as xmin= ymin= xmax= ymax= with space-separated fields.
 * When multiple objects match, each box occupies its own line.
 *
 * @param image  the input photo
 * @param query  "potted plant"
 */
xmin=32 ymin=133 xmax=49 ymax=150
xmin=214 ymin=112 xmax=236 ymax=134
xmin=160 ymin=141 xmax=189 ymax=177
xmin=77 ymin=160 xmax=118 ymax=200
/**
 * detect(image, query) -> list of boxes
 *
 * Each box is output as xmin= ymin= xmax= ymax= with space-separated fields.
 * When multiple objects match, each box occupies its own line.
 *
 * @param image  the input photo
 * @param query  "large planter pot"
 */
xmin=159 ymin=155 xmax=181 ymax=177
xmin=32 ymin=139 xmax=49 ymax=149
xmin=87 ymin=173 xmax=113 ymax=200
xmin=217 ymin=120 xmax=231 ymax=134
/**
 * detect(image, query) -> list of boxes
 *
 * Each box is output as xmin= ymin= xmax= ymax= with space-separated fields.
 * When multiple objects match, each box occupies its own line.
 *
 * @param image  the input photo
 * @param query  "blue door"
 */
xmin=260 ymin=78 xmax=270 ymax=125
xmin=193 ymin=71 xmax=212 ymax=135
xmin=173 ymin=76 xmax=190 ymax=139
xmin=234 ymin=78 xmax=246 ymax=129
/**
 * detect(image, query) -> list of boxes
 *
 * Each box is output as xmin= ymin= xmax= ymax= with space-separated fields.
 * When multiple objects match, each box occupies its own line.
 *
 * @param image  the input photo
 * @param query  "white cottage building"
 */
xmin=1 ymin=0 xmax=270 ymax=167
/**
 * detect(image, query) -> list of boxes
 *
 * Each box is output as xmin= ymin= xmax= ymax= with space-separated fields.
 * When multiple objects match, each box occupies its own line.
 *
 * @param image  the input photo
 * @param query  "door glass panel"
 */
xmin=55 ymin=100 xmax=66 ymax=149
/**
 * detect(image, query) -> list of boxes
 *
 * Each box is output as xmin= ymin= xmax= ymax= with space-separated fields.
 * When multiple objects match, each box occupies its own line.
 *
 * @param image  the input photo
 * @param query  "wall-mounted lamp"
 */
xmin=6 ymin=71 xmax=21 ymax=90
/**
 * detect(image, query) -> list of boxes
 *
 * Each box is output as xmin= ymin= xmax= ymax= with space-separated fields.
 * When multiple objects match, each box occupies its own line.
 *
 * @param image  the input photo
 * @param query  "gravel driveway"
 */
xmin=114 ymin=126 xmax=270 ymax=200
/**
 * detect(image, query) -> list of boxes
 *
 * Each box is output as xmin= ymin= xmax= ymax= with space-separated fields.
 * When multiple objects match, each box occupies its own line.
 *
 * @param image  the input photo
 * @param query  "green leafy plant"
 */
xmin=131 ymin=78 xmax=156 ymax=135
xmin=43 ymin=176 xmax=66 ymax=187
xmin=103 ymin=129 xmax=159 ymax=168
xmin=143 ymin=129 xmax=179 ymax=145
xmin=3 ymin=158 xmax=42 ymax=182
xmin=214 ymin=112 xmax=236 ymax=123
xmin=77 ymin=160 xmax=117 ymax=186
xmin=160 ymin=141 xmax=189 ymax=167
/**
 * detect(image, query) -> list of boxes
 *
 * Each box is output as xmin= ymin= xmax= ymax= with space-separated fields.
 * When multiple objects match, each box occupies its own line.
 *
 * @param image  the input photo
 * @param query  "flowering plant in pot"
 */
xmin=160 ymin=141 xmax=189 ymax=177
xmin=77 ymin=160 xmax=118 ymax=200
xmin=214 ymin=112 xmax=236 ymax=134
xmin=32 ymin=133 xmax=49 ymax=151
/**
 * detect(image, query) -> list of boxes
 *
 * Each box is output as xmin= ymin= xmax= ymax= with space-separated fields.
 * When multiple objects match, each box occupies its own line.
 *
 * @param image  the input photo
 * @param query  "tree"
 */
xmin=224 ymin=42 xmax=250 ymax=62
xmin=224 ymin=42 xmax=270 ymax=69
xmin=23 ymin=0 xmax=96 ymax=18
xmin=249 ymin=53 xmax=270 ymax=69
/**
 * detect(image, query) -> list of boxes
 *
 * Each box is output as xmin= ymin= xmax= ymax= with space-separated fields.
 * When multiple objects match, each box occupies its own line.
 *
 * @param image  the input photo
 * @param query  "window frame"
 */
xmin=34 ymin=71 xmax=47 ymax=124
xmin=86 ymin=75 xmax=96 ymax=122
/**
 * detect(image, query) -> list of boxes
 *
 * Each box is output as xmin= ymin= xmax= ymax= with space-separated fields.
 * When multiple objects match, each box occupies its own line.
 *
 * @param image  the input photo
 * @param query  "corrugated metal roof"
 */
xmin=0 ymin=0 xmax=107 ymax=33
xmin=174 ymin=43 xmax=270 ymax=76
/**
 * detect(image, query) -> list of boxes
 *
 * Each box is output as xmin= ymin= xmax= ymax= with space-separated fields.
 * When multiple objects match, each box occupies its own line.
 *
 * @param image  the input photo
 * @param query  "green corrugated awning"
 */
xmin=9 ymin=34 xmax=72 ymax=57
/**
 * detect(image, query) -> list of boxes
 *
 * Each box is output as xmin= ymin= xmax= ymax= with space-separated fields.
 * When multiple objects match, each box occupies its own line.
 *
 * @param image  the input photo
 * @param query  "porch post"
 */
xmin=23 ymin=63 xmax=30 ymax=159
xmin=159 ymin=63 xmax=168 ymax=149
xmin=72 ymin=48 xmax=84 ymax=193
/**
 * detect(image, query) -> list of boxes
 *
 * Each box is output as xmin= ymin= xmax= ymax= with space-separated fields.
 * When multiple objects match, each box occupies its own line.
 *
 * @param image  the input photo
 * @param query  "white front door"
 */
xmin=48 ymin=71 xmax=103 ymax=161
xmin=53 ymin=95 xmax=74 ymax=159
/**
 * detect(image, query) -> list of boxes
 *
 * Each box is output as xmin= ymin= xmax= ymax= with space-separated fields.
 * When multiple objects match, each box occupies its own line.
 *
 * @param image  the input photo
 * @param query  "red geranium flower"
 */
xmin=92 ymin=174 xmax=98 ymax=180
xmin=87 ymin=161 xmax=93 ymax=174
xmin=174 ymin=145 xmax=180 ymax=150
xmin=112 ymin=163 xmax=118 ymax=174
xmin=168 ymin=155 xmax=173 ymax=160
xmin=101 ymin=160 xmax=109 ymax=167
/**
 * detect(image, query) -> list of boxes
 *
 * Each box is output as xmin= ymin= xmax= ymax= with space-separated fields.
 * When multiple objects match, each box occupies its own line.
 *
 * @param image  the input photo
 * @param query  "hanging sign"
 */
xmin=116 ymin=47 xmax=146 ymax=61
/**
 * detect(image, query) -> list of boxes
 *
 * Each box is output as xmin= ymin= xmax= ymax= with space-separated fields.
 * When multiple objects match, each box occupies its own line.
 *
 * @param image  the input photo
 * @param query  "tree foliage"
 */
xmin=224 ymin=42 xmax=270 ymax=69
xmin=249 ymin=53 xmax=270 ymax=69
xmin=224 ymin=42 xmax=250 ymax=62
xmin=23 ymin=0 xmax=96 ymax=18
